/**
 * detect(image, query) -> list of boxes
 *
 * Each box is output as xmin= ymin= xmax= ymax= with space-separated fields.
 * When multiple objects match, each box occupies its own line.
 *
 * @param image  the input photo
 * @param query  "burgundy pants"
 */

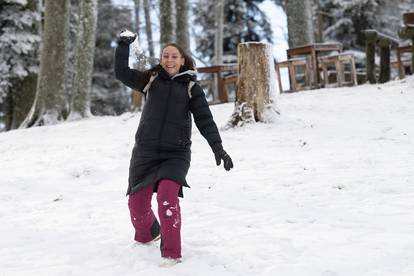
xmin=128 ymin=179 xmax=181 ymax=259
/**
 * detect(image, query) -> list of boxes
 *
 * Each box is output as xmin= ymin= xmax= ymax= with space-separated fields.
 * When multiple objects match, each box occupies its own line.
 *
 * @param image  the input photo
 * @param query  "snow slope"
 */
xmin=1 ymin=79 xmax=414 ymax=276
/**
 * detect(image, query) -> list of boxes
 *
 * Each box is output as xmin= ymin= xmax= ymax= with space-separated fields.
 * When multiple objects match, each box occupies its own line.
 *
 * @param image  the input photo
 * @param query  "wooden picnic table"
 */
xmin=286 ymin=42 xmax=343 ymax=88
xmin=197 ymin=64 xmax=237 ymax=103
xmin=399 ymin=12 xmax=414 ymax=72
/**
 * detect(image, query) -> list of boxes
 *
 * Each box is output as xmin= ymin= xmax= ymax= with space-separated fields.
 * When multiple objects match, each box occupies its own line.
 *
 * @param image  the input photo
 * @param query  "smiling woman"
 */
xmin=114 ymin=32 xmax=233 ymax=264
xmin=160 ymin=46 xmax=185 ymax=76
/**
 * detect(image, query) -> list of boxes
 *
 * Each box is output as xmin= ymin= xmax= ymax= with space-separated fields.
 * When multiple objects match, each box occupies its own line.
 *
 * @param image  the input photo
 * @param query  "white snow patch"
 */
xmin=119 ymin=29 xmax=135 ymax=38
xmin=1 ymin=77 xmax=414 ymax=275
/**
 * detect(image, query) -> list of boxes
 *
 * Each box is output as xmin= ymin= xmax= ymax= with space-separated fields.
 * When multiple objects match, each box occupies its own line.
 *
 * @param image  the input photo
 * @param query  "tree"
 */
xmin=0 ymin=0 xmax=41 ymax=130
xmin=134 ymin=0 xmax=141 ymax=43
xmin=227 ymin=42 xmax=279 ymax=127
xmin=214 ymin=0 xmax=224 ymax=65
xmin=160 ymin=0 xmax=173 ymax=47
xmin=90 ymin=0 xmax=132 ymax=116
xmin=143 ymin=0 xmax=155 ymax=61
xmin=176 ymin=0 xmax=190 ymax=52
xmin=20 ymin=0 xmax=70 ymax=127
xmin=285 ymin=0 xmax=314 ymax=48
xmin=66 ymin=0 xmax=80 ymax=117
xmin=68 ymin=0 xmax=98 ymax=120
xmin=319 ymin=0 xmax=380 ymax=50
xmin=194 ymin=0 xmax=273 ymax=63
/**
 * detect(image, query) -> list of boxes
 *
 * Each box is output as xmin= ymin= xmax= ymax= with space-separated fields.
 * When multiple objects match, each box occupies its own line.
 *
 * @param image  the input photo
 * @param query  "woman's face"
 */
xmin=160 ymin=46 xmax=185 ymax=76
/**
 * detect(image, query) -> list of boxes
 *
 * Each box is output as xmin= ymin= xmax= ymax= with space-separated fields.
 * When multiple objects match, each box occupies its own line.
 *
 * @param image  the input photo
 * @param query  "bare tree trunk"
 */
xmin=214 ymin=0 xmax=224 ymax=65
xmin=176 ymin=0 xmax=189 ymax=52
xmin=212 ymin=0 xmax=224 ymax=103
xmin=20 ymin=0 xmax=70 ymax=127
xmin=134 ymin=0 xmax=142 ymax=44
xmin=68 ymin=0 xmax=98 ymax=120
xmin=227 ymin=42 xmax=279 ymax=128
xmin=315 ymin=0 xmax=323 ymax=42
xmin=160 ymin=0 xmax=174 ymax=48
xmin=143 ymin=0 xmax=155 ymax=61
xmin=11 ymin=74 xmax=38 ymax=129
xmin=285 ymin=0 xmax=314 ymax=48
xmin=66 ymin=0 xmax=80 ymax=113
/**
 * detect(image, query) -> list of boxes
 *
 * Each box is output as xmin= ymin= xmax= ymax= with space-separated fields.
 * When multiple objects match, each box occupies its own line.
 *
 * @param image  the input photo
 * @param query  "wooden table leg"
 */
xmin=311 ymin=49 xmax=319 ymax=88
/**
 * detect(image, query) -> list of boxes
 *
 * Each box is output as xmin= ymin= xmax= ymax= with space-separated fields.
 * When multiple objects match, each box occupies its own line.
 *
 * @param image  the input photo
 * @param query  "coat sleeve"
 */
xmin=114 ymin=42 xmax=148 ymax=91
xmin=189 ymin=84 xmax=222 ymax=149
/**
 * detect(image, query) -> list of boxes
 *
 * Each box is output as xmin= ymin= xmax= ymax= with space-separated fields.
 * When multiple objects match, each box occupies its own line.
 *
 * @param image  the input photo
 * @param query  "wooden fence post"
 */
xmin=378 ymin=38 xmax=391 ymax=83
xmin=365 ymin=30 xmax=377 ymax=84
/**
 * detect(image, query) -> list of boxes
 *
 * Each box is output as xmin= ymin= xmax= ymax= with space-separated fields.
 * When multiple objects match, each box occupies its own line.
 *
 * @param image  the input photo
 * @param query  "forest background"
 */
xmin=1 ymin=0 xmax=413 ymax=131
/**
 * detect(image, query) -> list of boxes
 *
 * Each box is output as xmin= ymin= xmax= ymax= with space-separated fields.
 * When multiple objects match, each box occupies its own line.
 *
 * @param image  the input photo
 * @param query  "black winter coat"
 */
xmin=115 ymin=43 xmax=223 ymax=197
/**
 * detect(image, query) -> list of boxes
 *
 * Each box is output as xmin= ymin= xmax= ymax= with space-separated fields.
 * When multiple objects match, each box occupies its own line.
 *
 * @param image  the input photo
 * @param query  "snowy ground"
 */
xmin=1 ymin=78 xmax=414 ymax=276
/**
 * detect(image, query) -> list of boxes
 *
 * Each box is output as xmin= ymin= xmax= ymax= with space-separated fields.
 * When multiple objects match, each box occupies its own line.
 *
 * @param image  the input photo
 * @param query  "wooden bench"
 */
xmin=319 ymin=53 xmax=357 ymax=87
xmin=275 ymin=57 xmax=311 ymax=93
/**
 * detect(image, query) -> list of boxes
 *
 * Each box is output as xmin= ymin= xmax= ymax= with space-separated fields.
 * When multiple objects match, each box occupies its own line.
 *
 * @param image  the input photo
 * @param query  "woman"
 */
xmin=115 ymin=33 xmax=233 ymax=264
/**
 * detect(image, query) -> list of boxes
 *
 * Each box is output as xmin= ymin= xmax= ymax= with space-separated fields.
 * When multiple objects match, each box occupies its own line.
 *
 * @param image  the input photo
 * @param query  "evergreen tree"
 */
xmin=376 ymin=0 xmax=414 ymax=40
xmin=194 ymin=0 xmax=273 ymax=63
xmin=0 ymin=0 xmax=41 ymax=130
xmin=91 ymin=0 xmax=133 ymax=116
xmin=319 ymin=0 xmax=380 ymax=50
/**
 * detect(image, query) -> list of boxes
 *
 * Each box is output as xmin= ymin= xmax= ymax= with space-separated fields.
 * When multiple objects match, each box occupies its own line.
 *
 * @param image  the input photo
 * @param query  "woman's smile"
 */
xmin=160 ymin=46 xmax=185 ymax=76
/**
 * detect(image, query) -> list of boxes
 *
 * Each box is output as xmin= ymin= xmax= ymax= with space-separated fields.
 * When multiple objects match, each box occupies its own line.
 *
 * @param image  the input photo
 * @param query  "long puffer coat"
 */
xmin=115 ymin=43 xmax=223 ymax=197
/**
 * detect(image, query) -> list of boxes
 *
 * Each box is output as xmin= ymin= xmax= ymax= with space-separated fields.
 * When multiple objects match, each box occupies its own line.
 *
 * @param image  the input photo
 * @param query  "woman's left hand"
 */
xmin=213 ymin=145 xmax=233 ymax=171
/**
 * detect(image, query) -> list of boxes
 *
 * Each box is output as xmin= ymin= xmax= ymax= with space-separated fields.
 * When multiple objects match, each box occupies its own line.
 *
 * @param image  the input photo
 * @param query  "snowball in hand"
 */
xmin=120 ymin=30 xmax=136 ymax=38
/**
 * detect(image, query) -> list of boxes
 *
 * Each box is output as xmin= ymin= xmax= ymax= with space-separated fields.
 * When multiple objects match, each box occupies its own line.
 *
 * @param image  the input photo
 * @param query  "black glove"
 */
xmin=212 ymin=143 xmax=233 ymax=171
xmin=118 ymin=30 xmax=137 ymax=45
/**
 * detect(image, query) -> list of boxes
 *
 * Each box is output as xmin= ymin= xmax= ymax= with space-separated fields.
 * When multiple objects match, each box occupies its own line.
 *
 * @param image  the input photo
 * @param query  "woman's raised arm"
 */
xmin=114 ymin=42 xmax=148 ymax=91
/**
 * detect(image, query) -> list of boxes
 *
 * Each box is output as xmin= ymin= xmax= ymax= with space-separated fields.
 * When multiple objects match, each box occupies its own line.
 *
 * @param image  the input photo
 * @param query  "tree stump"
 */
xmin=227 ymin=42 xmax=279 ymax=127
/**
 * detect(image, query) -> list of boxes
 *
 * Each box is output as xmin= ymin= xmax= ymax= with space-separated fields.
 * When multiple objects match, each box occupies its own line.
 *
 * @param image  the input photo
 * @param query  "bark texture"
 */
xmin=228 ymin=42 xmax=279 ymax=127
xmin=69 ymin=0 xmax=98 ymax=119
xmin=285 ymin=0 xmax=314 ymax=48
xmin=176 ymin=0 xmax=189 ymax=52
xmin=20 ymin=0 xmax=70 ymax=127
xmin=160 ymin=0 xmax=174 ymax=47
xmin=134 ymin=0 xmax=141 ymax=43
xmin=214 ymin=0 xmax=224 ymax=64
xmin=143 ymin=0 xmax=155 ymax=60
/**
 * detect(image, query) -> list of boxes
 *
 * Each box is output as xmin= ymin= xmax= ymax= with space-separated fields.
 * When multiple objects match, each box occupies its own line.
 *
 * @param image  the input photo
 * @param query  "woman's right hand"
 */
xmin=118 ymin=30 xmax=137 ymax=45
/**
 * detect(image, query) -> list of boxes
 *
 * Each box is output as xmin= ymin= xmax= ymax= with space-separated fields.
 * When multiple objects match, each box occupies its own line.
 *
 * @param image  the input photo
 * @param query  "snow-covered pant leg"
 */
xmin=157 ymin=179 xmax=182 ymax=259
xmin=128 ymin=184 xmax=160 ymax=243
